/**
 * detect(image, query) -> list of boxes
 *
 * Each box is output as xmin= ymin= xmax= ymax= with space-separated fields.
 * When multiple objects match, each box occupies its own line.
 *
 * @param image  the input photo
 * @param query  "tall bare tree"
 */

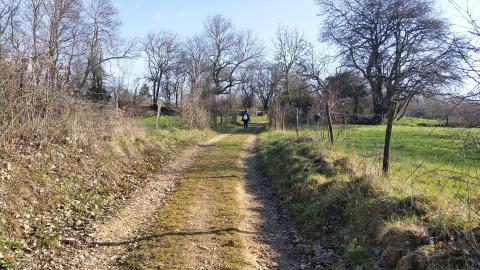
xmin=78 ymin=0 xmax=134 ymax=99
xmin=43 ymin=0 xmax=82 ymax=88
xmin=251 ymin=63 xmax=281 ymax=112
xmin=0 ymin=0 xmax=21 ymax=52
xmin=301 ymin=47 xmax=335 ymax=143
xmin=274 ymin=26 xmax=309 ymax=132
xmin=26 ymin=0 xmax=46 ymax=85
xmin=183 ymin=34 xmax=208 ymax=95
xmin=144 ymin=31 xmax=179 ymax=106
xmin=318 ymin=0 xmax=462 ymax=172
xmin=203 ymin=15 xmax=262 ymax=96
xmin=170 ymin=60 xmax=188 ymax=106
xmin=449 ymin=0 xmax=480 ymax=102
xmin=318 ymin=0 xmax=461 ymax=123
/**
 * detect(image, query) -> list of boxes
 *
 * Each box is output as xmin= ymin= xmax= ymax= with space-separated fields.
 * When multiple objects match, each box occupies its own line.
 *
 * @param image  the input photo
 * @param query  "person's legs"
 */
xmin=243 ymin=121 xmax=247 ymax=131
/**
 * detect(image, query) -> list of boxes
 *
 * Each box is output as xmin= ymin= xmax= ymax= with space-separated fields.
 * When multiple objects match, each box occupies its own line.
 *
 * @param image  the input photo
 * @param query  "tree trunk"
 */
xmin=353 ymin=94 xmax=359 ymax=122
xmin=175 ymin=87 xmax=178 ymax=107
xmin=382 ymin=102 xmax=397 ymax=174
xmin=372 ymin=87 xmax=387 ymax=124
xmin=180 ymin=84 xmax=184 ymax=108
xmin=155 ymin=82 xmax=161 ymax=107
xmin=326 ymin=102 xmax=334 ymax=144
xmin=114 ymin=89 xmax=119 ymax=109
xmin=152 ymin=81 xmax=157 ymax=105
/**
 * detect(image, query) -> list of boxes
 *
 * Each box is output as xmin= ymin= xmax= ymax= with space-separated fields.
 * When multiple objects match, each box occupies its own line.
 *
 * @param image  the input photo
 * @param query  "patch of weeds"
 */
xmin=0 ymin=235 xmax=23 ymax=269
xmin=124 ymin=254 xmax=145 ymax=270
xmin=344 ymin=239 xmax=372 ymax=268
xmin=0 ymin=259 xmax=13 ymax=270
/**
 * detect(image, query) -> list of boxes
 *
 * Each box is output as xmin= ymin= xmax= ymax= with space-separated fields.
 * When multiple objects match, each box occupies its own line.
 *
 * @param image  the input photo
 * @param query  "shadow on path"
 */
xmin=93 ymin=227 xmax=255 ymax=247
xmin=179 ymin=175 xmax=239 ymax=180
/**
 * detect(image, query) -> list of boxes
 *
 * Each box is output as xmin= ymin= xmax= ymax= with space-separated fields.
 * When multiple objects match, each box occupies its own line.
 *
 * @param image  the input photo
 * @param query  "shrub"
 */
xmin=180 ymin=94 xmax=211 ymax=130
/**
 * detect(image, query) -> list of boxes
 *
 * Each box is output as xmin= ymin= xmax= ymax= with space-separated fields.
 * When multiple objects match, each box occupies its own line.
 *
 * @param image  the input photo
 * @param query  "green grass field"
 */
xmin=138 ymin=116 xmax=217 ymax=150
xmin=394 ymin=116 xmax=445 ymax=127
xmin=337 ymin=119 xmax=479 ymax=168
xmin=327 ymin=120 xmax=480 ymax=202
xmin=258 ymin=118 xmax=480 ymax=268
xmin=138 ymin=115 xmax=182 ymax=130
xmin=300 ymin=118 xmax=480 ymax=197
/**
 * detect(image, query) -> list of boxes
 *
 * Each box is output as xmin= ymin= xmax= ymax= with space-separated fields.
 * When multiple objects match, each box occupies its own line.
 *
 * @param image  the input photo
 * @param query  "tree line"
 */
xmin=139 ymin=0 xmax=479 ymax=173
xmin=0 ymin=0 xmax=136 ymax=145
xmin=0 ymin=0 xmax=134 ymax=98
xmin=1 ymin=0 xmax=479 ymax=173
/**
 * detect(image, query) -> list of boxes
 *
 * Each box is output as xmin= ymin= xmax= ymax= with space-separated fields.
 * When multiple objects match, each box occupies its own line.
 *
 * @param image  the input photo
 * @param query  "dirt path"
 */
xmin=237 ymin=135 xmax=299 ymax=269
xmin=60 ymin=130 xmax=302 ymax=269
xmin=62 ymin=134 xmax=228 ymax=269
xmin=123 ymin=132 xmax=301 ymax=269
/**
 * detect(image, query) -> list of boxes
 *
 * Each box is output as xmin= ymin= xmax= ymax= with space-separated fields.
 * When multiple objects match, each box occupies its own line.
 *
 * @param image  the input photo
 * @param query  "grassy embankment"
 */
xmin=258 ymin=117 xmax=480 ymax=269
xmin=0 ymin=115 xmax=214 ymax=268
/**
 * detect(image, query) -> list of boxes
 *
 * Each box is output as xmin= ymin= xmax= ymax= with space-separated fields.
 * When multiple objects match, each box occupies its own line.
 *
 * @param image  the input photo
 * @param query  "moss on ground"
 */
xmin=125 ymin=134 xmax=251 ymax=269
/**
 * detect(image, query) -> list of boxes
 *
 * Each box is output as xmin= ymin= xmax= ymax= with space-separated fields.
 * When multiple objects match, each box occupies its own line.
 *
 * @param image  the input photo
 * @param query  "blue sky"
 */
xmin=113 ymin=0 xmax=321 ymax=48
xmin=112 ymin=0 xmax=478 ymax=81
xmin=112 ymin=0 xmax=322 ymax=79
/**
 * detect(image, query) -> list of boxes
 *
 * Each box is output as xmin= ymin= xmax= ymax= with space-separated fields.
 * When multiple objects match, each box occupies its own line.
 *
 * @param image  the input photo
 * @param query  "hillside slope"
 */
xmin=0 ymin=115 xmax=214 ymax=269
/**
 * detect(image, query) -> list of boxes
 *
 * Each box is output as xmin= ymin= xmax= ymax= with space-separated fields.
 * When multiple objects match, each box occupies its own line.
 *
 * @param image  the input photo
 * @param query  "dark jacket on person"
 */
xmin=242 ymin=112 xmax=250 ymax=122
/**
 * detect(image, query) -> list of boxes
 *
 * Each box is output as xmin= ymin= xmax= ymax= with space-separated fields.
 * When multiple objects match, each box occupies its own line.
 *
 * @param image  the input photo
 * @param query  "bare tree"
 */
xmin=78 ymin=0 xmax=135 ymax=99
xmin=301 ymin=47 xmax=335 ymax=143
xmin=25 ymin=0 xmax=46 ymax=85
xmin=43 ymin=0 xmax=82 ymax=88
xmin=250 ymin=62 xmax=280 ymax=112
xmin=203 ymin=15 xmax=263 ymax=96
xmin=183 ymin=35 xmax=208 ymax=95
xmin=274 ymin=25 xmax=309 ymax=132
xmin=318 ymin=0 xmax=462 ymax=173
xmin=319 ymin=0 xmax=461 ymax=122
xmin=170 ymin=61 xmax=188 ymax=107
xmin=0 ymin=0 xmax=21 ymax=52
xmin=449 ymin=0 xmax=480 ymax=102
xmin=144 ymin=31 xmax=179 ymax=106
xmin=240 ymin=70 xmax=256 ymax=110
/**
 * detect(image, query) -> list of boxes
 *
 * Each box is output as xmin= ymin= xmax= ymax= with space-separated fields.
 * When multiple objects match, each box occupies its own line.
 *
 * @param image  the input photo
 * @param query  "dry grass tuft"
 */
xmin=180 ymin=94 xmax=211 ymax=130
xmin=378 ymin=224 xmax=429 ymax=268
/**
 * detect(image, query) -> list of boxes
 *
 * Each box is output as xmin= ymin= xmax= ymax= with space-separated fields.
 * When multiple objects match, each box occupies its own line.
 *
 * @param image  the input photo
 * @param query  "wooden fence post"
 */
xmin=326 ymin=101 xmax=334 ymax=144
xmin=156 ymin=100 xmax=162 ymax=130
xmin=295 ymin=107 xmax=300 ymax=139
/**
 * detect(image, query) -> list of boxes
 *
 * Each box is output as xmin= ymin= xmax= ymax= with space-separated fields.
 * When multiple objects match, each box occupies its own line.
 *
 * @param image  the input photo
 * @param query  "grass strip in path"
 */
xmin=124 ymin=127 xmax=301 ymax=269
xmin=125 ymin=134 xmax=251 ymax=269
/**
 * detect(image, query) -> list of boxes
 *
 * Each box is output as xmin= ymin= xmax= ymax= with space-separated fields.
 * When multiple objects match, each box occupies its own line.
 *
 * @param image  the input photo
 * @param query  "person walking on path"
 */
xmin=242 ymin=110 xmax=251 ymax=131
